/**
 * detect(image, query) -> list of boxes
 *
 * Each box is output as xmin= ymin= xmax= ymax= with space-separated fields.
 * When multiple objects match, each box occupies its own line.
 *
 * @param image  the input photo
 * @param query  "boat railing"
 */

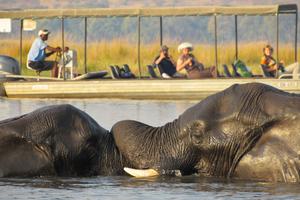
xmin=279 ymin=74 xmax=300 ymax=79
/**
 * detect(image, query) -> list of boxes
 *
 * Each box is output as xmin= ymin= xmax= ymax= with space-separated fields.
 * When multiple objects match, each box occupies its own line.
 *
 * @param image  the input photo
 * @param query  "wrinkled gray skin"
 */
xmin=0 ymin=83 xmax=300 ymax=182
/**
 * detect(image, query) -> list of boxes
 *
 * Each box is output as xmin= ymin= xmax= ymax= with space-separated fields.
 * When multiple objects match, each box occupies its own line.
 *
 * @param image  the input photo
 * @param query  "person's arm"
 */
xmin=261 ymin=56 xmax=277 ymax=72
xmin=45 ymin=46 xmax=61 ymax=57
xmin=154 ymin=52 xmax=165 ymax=65
xmin=46 ymin=46 xmax=61 ymax=52
xmin=176 ymin=57 xmax=192 ymax=71
xmin=169 ymin=55 xmax=177 ymax=67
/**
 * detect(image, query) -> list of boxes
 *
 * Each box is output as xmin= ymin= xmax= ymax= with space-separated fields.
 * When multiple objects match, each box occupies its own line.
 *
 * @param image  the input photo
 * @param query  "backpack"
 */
xmin=233 ymin=59 xmax=253 ymax=77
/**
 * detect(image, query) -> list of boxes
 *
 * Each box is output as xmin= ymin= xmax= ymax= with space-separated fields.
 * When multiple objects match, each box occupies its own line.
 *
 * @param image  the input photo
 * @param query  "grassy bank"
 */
xmin=0 ymin=37 xmax=298 ymax=76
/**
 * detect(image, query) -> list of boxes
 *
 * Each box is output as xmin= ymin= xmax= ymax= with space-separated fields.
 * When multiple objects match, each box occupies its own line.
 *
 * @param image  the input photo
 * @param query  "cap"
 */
xmin=38 ymin=29 xmax=50 ymax=36
xmin=178 ymin=42 xmax=193 ymax=52
xmin=160 ymin=45 xmax=169 ymax=51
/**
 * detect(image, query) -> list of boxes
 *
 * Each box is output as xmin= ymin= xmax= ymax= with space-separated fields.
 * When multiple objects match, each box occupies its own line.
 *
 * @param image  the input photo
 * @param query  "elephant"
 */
xmin=0 ymin=82 xmax=299 ymax=182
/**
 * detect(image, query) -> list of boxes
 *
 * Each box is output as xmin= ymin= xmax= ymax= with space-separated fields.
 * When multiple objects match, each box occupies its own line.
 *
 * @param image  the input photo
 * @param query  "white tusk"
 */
xmin=124 ymin=167 xmax=159 ymax=177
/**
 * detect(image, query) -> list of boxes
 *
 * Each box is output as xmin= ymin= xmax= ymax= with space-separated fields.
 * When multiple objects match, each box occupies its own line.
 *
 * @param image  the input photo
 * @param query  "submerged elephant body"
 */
xmin=0 ymin=83 xmax=300 ymax=182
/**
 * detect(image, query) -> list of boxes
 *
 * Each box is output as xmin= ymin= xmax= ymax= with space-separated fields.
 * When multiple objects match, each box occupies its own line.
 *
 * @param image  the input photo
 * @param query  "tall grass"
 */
xmin=0 ymin=37 xmax=298 ymax=76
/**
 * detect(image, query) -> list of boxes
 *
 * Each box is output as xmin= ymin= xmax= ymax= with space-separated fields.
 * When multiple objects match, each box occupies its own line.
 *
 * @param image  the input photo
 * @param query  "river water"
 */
xmin=0 ymin=98 xmax=299 ymax=200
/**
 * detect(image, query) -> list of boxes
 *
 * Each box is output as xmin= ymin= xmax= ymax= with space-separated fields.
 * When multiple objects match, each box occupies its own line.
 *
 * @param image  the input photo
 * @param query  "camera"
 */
xmin=278 ymin=65 xmax=285 ymax=72
xmin=190 ymin=59 xmax=195 ymax=66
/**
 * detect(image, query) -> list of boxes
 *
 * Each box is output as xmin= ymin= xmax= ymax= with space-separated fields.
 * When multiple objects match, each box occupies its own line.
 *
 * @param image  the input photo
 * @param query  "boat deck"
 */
xmin=1 ymin=78 xmax=300 ymax=100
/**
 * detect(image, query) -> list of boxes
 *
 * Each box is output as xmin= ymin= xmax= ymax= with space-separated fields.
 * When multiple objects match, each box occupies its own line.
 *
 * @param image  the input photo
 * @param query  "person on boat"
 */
xmin=27 ymin=29 xmax=62 ymax=77
xmin=176 ymin=42 xmax=218 ymax=79
xmin=153 ymin=45 xmax=183 ymax=78
xmin=261 ymin=44 xmax=300 ymax=79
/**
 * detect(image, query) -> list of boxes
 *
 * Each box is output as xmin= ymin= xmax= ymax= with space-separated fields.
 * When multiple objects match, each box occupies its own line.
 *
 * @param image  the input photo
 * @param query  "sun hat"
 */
xmin=38 ymin=29 xmax=50 ymax=36
xmin=178 ymin=42 xmax=193 ymax=52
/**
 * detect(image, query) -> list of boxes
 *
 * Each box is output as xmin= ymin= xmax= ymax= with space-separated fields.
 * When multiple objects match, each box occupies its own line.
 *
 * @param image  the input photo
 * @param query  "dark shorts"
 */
xmin=28 ymin=60 xmax=56 ymax=71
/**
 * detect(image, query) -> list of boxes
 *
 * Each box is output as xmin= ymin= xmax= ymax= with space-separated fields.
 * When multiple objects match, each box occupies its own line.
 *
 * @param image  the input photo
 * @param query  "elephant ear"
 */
xmin=187 ymin=120 xmax=207 ymax=146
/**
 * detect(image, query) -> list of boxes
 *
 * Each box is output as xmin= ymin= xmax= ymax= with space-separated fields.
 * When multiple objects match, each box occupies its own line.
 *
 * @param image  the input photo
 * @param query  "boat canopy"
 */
xmin=0 ymin=4 xmax=297 ymax=19
xmin=0 ymin=4 xmax=297 ymax=79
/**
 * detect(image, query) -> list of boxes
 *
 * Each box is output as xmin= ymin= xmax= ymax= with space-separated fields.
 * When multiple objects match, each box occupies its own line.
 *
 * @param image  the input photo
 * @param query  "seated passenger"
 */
xmin=261 ymin=44 xmax=300 ymax=79
xmin=153 ymin=45 xmax=183 ymax=78
xmin=176 ymin=42 xmax=217 ymax=79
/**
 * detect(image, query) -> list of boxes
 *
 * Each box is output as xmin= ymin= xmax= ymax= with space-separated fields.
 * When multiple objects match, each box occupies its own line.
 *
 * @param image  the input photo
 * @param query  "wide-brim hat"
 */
xmin=38 ymin=29 xmax=50 ymax=36
xmin=178 ymin=42 xmax=193 ymax=52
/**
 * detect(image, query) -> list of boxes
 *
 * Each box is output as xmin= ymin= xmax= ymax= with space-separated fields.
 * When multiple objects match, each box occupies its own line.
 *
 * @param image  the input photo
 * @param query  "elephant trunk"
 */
xmin=96 ymin=132 xmax=128 ymax=175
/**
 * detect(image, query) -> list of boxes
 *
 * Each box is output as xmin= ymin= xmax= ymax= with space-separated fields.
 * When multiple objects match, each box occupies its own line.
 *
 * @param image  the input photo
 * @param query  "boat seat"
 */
xmin=26 ymin=62 xmax=46 ymax=76
xmin=114 ymin=65 xmax=122 ymax=77
xmin=222 ymin=64 xmax=232 ymax=77
xmin=109 ymin=65 xmax=120 ymax=79
xmin=109 ymin=64 xmax=135 ymax=79
xmin=58 ymin=50 xmax=77 ymax=79
xmin=121 ymin=64 xmax=135 ymax=78
xmin=147 ymin=65 xmax=158 ymax=78
xmin=231 ymin=63 xmax=240 ymax=77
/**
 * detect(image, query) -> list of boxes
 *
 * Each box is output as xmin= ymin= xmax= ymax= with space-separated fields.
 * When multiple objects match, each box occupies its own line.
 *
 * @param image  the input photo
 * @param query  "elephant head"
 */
xmin=119 ymin=83 xmax=300 ymax=182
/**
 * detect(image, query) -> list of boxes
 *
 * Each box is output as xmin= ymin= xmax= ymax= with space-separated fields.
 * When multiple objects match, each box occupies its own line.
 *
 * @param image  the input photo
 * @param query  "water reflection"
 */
xmin=0 ymin=98 xmax=195 ymax=129
xmin=1 ymin=176 xmax=300 ymax=200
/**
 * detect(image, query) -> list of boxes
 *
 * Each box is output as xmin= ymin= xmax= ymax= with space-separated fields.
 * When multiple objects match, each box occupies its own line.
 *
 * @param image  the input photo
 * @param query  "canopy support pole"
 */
xmin=159 ymin=16 xmax=163 ymax=46
xmin=19 ymin=19 xmax=23 ymax=69
xmin=137 ymin=16 xmax=141 ymax=78
xmin=234 ymin=15 xmax=238 ymax=60
xmin=276 ymin=13 xmax=279 ymax=77
xmin=61 ymin=17 xmax=65 ymax=80
xmin=214 ymin=15 xmax=218 ymax=68
xmin=84 ymin=17 xmax=88 ymax=73
xmin=295 ymin=9 xmax=298 ymax=62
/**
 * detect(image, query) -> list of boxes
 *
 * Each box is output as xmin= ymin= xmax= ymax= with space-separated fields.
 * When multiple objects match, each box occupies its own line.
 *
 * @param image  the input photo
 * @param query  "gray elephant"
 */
xmin=0 ymin=82 xmax=299 ymax=182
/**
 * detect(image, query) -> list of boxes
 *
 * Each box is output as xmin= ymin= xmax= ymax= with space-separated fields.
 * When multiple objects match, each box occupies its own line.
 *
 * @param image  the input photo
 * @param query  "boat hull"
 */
xmin=2 ymin=78 xmax=300 ymax=100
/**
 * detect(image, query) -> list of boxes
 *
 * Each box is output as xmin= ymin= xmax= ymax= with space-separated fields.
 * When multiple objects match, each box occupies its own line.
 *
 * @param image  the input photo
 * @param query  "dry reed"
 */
xmin=0 ymin=37 xmax=298 ymax=76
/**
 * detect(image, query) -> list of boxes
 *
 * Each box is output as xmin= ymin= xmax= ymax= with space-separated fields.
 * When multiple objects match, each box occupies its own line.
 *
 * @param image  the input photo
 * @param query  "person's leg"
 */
xmin=188 ymin=68 xmax=212 ymax=79
xmin=200 ymin=68 xmax=213 ymax=78
xmin=52 ymin=62 xmax=58 ymax=78
xmin=28 ymin=61 xmax=45 ymax=76
xmin=209 ymin=66 xmax=218 ymax=78
xmin=28 ymin=61 xmax=44 ymax=71
xmin=161 ymin=73 xmax=171 ymax=78
xmin=198 ymin=66 xmax=218 ymax=78
xmin=42 ymin=61 xmax=58 ymax=77
xmin=284 ymin=62 xmax=300 ymax=79
xmin=172 ymin=72 xmax=186 ymax=78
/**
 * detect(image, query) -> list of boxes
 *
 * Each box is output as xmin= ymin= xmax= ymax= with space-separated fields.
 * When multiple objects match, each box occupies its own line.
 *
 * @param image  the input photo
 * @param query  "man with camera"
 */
xmin=153 ymin=45 xmax=181 ymax=78
xmin=27 ymin=29 xmax=62 ymax=77
xmin=176 ymin=42 xmax=217 ymax=79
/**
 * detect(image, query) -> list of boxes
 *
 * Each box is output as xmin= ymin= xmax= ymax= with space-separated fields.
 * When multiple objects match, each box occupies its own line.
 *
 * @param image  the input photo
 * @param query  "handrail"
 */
xmin=278 ymin=74 xmax=300 ymax=79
